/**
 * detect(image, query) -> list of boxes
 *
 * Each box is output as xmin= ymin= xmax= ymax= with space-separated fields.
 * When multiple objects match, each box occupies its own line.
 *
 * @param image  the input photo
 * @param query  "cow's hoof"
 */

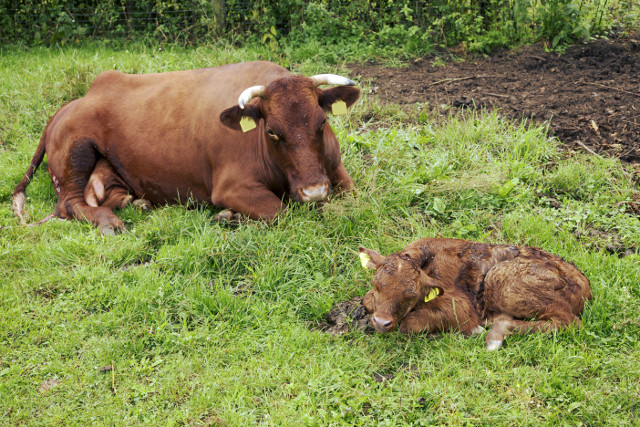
xmin=118 ymin=195 xmax=135 ymax=209
xmin=212 ymin=209 xmax=240 ymax=225
xmin=98 ymin=224 xmax=118 ymax=236
xmin=133 ymin=199 xmax=152 ymax=211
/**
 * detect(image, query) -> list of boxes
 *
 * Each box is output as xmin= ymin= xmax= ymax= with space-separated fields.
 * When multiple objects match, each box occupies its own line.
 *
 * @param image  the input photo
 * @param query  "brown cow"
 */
xmin=358 ymin=238 xmax=592 ymax=350
xmin=13 ymin=61 xmax=359 ymax=234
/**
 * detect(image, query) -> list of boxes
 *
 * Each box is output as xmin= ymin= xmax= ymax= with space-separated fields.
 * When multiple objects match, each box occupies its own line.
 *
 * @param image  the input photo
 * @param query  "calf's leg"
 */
xmin=485 ymin=302 xmax=581 ymax=351
xmin=399 ymin=295 xmax=482 ymax=335
xmin=483 ymin=257 xmax=585 ymax=350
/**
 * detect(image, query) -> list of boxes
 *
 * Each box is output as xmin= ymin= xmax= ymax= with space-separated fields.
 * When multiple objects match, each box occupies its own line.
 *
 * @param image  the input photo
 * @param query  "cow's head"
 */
xmin=220 ymin=74 xmax=359 ymax=203
xmin=358 ymin=245 xmax=444 ymax=333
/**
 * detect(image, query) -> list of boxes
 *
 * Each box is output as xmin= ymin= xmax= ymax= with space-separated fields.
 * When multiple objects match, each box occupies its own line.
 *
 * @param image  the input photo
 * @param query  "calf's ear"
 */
xmin=358 ymin=246 xmax=385 ymax=270
xmin=403 ymin=246 xmax=434 ymax=270
xmin=220 ymin=105 xmax=263 ymax=132
xmin=424 ymin=286 xmax=444 ymax=303
xmin=318 ymin=86 xmax=361 ymax=114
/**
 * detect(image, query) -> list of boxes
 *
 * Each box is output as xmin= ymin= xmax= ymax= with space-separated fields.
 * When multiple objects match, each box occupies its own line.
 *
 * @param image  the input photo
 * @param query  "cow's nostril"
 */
xmin=302 ymin=185 xmax=326 ymax=197
xmin=373 ymin=315 xmax=392 ymax=329
xmin=301 ymin=185 xmax=327 ymax=202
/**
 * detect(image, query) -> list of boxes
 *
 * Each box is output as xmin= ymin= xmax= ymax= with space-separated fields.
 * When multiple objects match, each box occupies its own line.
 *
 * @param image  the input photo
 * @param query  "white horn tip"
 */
xmin=237 ymin=85 xmax=266 ymax=109
xmin=311 ymin=74 xmax=357 ymax=87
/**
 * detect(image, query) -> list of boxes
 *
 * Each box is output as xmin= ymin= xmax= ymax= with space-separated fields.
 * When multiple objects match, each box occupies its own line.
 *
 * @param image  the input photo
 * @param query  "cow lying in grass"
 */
xmin=13 ymin=61 xmax=359 ymax=234
xmin=358 ymin=238 xmax=592 ymax=350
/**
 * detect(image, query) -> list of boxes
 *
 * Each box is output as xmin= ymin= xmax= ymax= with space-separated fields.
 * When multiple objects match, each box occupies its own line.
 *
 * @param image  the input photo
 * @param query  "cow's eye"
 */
xmin=266 ymin=128 xmax=279 ymax=140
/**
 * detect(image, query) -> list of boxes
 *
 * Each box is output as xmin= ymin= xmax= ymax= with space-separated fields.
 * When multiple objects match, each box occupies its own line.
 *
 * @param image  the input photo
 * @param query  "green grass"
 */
xmin=1 ymin=43 xmax=640 ymax=426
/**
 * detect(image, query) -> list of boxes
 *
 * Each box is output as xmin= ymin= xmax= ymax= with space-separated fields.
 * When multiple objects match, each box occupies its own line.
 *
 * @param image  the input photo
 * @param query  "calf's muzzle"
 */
xmin=372 ymin=314 xmax=396 ymax=333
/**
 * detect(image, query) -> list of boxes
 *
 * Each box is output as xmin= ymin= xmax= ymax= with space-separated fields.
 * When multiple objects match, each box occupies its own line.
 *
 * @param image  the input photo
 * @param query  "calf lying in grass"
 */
xmin=359 ymin=238 xmax=592 ymax=350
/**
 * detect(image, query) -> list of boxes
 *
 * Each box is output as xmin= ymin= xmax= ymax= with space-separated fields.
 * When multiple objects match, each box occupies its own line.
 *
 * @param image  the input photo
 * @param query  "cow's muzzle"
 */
xmin=298 ymin=180 xmax=330 ymax=203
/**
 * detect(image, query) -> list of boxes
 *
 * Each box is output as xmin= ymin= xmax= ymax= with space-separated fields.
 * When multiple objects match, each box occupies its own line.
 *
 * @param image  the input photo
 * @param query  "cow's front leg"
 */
xmin=212 ymin=208 xmax=241 ymax=224
xmin=331 ymin=163 xmax=354 ymax=195
xmin=213 ymin=186 xmax=285 ymax=222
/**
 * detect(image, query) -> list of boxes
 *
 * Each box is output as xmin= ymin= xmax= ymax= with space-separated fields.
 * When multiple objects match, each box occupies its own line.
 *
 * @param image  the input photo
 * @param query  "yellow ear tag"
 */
xmin=359 ymin=252 xmax=371 ymax=269
xmin=331 ymin=100 xmax=348 ymax=116
xmin=240 ymin=116 xmax=257 ymax=133
xmin=424 ymin=287 xmax=442 ymax=303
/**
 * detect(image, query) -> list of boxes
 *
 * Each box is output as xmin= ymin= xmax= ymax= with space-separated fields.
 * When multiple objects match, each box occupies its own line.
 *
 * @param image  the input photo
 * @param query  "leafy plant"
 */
xmin=1 ymin=0 xmax=627 ymax=55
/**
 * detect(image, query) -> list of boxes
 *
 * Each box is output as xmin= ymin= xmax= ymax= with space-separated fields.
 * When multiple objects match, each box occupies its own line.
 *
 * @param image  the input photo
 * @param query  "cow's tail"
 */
xmin=12 ymin=129 xmax=49 ymax=225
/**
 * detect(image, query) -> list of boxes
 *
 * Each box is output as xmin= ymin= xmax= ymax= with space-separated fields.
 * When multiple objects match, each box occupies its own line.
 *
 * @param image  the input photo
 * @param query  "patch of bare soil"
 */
xmin=350 ymin=37 xmax=640 ymax=162
xmin=38 ymin=378 xmax=61 ymax=393
xmin=316 ymin=296 xmax=372 ymax=335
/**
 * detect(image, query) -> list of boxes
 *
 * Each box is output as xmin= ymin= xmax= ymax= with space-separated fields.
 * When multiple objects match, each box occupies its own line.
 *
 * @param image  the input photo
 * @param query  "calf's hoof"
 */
xmin=471 ymin=325 xmax=485 ymax=335
xmin=133 ymin=199 xmax=153 ymax=211
xmin=485 ymin=319 xmax=509 ymax=351
xmin=486 ymin=339 xmax=504 ymax=351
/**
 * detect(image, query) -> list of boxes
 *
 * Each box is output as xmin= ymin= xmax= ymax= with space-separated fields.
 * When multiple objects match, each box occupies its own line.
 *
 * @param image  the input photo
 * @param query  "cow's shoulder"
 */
xmin=86 ymin=70 xmax=129 ymax=95
xmin=92 ymin=70 xmax=127 ymax=85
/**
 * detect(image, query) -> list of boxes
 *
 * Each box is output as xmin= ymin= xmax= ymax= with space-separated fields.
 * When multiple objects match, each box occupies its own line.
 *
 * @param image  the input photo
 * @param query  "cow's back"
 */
xmin=86 ymin=61 xmax=289 ymax=113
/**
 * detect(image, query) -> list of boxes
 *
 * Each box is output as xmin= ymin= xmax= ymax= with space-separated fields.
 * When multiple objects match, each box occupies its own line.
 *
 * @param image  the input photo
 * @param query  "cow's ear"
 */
xmin=220 ymin=105 xmax=263 ymax=132
xmin=423 ymin=286 xmax=444 ymax=303
xmin=358 ymin=246 xmax=385 ymax=270
xmin=318 ymin=86 xmax=360 ymax=114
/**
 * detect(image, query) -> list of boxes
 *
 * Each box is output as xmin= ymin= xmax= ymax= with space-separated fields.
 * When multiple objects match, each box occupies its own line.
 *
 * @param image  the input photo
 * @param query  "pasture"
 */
xmin=1 ymin=43 xmax=639 ymax=425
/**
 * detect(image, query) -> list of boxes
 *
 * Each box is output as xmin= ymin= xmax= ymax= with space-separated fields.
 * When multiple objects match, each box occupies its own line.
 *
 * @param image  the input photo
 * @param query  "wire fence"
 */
xmin=1 ymin=0 xmax=442 ymax=44
xmin=2 ymin=1 xmax=634 ymax=47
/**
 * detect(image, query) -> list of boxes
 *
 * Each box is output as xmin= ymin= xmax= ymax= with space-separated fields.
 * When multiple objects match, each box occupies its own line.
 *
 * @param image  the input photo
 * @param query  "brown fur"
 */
xmin=13 ymin=61 xmax=359 ymax=232
xmin=359 ymin=238 xmax=592 ymax=350
xmin=84 ymin=159 xmax=134 ymax=210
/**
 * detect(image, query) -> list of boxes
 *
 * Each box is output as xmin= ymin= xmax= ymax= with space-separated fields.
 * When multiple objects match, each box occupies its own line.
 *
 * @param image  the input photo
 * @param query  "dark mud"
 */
xmin=316 ymin=296 xmax=373 ymax=336
xmin=350 ymin=37 xmax=640 ymax=162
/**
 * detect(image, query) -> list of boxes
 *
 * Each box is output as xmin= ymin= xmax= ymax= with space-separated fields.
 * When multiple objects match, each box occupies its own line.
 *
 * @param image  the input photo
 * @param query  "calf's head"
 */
xmin=358 ymin=246 xmax=443 ymax=333
xmin=220 ymin=74 xmax=359 ymax=202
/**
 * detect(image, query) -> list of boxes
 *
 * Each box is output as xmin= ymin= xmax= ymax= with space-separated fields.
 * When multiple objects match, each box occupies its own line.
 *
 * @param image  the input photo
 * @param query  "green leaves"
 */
xmin=261 ymin=25 xmax=278 ymax=51
xmin=2 ymin=0 xmax=627 ymax=54
xmin=497 ymin=177 xmax=520 ymax=198
xmin=432 ymin=197 xmax=447 ymax=215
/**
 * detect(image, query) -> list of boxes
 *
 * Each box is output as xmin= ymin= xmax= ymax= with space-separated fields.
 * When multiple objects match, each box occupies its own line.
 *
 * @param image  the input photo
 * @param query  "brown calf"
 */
xmin=359 ymin=238 xmax=592 ymax=350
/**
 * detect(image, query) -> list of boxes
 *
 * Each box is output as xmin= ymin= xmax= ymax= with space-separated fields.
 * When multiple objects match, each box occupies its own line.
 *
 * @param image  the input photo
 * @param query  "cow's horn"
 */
xmin=238 ymin=85 xmax=266 ymax=109
xmin=311 ymin=74 xmax=356 ymax=87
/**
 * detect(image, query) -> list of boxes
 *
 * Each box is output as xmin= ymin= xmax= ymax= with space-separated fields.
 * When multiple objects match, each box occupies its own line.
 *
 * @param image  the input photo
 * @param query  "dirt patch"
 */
xmin=574 ymin=225 xmax=637 ymax=256
xmin=350 ymin=37 xmax=640 ymax=162
xmin=316 ymin=296 xmax=373 ymax=335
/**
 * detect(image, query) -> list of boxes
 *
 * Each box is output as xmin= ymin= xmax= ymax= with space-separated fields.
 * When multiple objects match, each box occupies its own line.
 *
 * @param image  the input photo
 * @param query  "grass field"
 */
xmin=1 ymin=43 xmax=640 ymax=425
